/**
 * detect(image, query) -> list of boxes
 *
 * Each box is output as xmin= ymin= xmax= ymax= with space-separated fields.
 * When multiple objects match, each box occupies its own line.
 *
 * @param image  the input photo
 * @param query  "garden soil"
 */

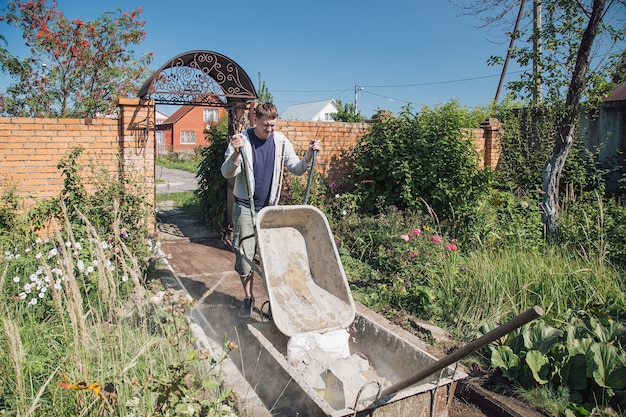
xmin=155 ymin=199 xmax=543 ymax=417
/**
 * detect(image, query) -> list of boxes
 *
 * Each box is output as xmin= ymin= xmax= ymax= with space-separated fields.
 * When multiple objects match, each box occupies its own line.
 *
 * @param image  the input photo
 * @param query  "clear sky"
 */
xmin=0 ymin=0 xmax=526 ymax=118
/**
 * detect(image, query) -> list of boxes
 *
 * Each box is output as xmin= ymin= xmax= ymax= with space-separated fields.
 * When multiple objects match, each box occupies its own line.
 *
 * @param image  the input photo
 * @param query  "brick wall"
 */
xmin=276 ymin=120 xmax=370 ymax=183
xmin=0 ymin=101 xmax=500 ymax=222
xmin=0 ymin=98 xmax=155 ymax=215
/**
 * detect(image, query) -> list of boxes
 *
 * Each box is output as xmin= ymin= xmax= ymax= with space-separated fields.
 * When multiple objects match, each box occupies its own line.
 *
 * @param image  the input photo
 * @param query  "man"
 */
xmin=221 ymin=102 xmax=321 ymax=317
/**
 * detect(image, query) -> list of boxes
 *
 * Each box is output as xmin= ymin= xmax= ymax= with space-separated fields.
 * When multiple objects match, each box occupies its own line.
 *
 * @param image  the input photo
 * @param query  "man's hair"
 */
xmin=254 ymin=102 xmax=278 ymax=120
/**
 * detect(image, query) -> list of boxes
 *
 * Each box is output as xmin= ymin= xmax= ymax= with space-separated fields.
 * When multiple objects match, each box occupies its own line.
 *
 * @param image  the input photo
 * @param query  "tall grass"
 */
xmin=427 ymin=245 xmax=625 ymax=339
xmin=0 ymin=206 xmax=237 ymax=416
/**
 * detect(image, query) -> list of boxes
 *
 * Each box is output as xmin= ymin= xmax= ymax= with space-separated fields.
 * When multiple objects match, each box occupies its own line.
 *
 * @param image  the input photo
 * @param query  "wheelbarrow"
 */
xmin=237 ymin=147 xmax=354 ymax=335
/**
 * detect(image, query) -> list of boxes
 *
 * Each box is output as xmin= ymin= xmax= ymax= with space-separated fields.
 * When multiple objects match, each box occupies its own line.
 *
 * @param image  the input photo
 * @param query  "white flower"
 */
xmin=77 ymin=260 xmax=85 ymax=272
xmin=35 ymin=237 xmax=42 ymax=244
xmin=13 ymin=276 xmax=20 ymax=283
xmin=18 ymin=292 xmax=26 ymax=300
xmin=36 ymin=252 xmax=42 ymax=259
xmin=75 ymin=242 xmax=82 ymax=250
xmin=47 ymin=248 xmax=58 ymax=258
xmin=65 ymin=241 xmax=72 ymax=248
xmin=121 ymin=275 xmax=129 ymax=282
xmin=23 ymin=283 xmax=33 ymax=292
xmin=28 ymin=298 xmax=37 ymax=306
xmin=86 ymin=266 xmax=94 ymax=274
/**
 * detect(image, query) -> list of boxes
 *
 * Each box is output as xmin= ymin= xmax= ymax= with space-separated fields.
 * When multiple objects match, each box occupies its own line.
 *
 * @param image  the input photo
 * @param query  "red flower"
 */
xmin=430 ymin=235 xmax=442 ymax=244
xmin=446 ymin=243 xmax=457 ymax=251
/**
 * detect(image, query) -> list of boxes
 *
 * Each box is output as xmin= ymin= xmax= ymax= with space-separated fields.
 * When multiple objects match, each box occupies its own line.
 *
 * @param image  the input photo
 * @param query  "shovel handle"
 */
xmin=379 ymin=306 xmax=544 ymax=398
xmin=303 ymin=149 xmax=317 ymax=205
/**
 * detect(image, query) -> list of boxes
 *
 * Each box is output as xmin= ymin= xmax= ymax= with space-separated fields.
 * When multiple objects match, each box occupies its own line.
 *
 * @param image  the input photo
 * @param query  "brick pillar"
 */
xmin=118 ymin=97 xmax=156 ymax=231
xmin=480 ymin=118 xmax=502 ymax=169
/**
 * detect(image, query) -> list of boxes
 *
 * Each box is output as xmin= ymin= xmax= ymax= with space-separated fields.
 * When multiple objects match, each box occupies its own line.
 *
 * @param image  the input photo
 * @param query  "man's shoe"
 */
xmin=238 ymin=297 xmax=254 ymax=318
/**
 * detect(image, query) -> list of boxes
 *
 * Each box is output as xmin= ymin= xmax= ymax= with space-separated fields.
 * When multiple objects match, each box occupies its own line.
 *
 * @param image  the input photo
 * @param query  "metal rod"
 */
xmin=378 ymin=306 xmax=544 ymax=399
xmin=303 ymin=149 xmax=317 ymax=205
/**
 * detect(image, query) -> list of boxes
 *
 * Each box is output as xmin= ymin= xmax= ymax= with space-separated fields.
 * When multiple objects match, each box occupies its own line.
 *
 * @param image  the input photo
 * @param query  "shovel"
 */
xmin=376 ymin=305 xmax=544 ymax=401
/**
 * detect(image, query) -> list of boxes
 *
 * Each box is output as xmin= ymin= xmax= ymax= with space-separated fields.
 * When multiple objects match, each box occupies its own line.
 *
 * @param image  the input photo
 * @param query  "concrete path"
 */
xmin=156 ymin=166 xmax=198 ymax=194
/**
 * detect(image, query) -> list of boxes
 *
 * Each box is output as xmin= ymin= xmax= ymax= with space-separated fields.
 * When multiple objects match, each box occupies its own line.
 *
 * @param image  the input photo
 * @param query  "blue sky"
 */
xmin=0 ymin=0 xmax=525 ymax=118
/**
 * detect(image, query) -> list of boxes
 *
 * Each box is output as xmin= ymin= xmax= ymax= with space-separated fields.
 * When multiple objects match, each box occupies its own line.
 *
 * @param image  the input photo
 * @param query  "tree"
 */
xmin=331 ymin=99 xmax=366 ymax=122
xmin=257 ymin=72 xmax=273 ymax=103
xmin=459 ymin=0 xmax=626 ymax=240
xmin=0 ymin=0 xmax=153 ymax=118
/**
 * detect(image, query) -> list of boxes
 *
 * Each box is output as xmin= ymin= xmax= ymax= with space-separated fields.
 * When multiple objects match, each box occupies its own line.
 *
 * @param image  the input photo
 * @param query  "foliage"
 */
xmin=196 ymin=115 xmax=229 ymax=235
xmin=352 ymin=101 xmax=492 ymax=219
xmin=0 ymin=0 xmax=153 ymax=117
xmin=484 ymin=308 xmax=626 ymax=416
xmin=0 ymin=155 xmax=236 ymax=415
xmin=494 ymin=105 xmax=610 ymax=199
xmin=332 ymin=99 xmax=366 ymax=122
xmin=256 ymin=72 xmax=273 ymax=103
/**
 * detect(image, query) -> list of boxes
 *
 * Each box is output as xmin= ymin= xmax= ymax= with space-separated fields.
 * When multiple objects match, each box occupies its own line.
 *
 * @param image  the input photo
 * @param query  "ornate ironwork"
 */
xmin=138 ymin=50 xmax=257 ymax=107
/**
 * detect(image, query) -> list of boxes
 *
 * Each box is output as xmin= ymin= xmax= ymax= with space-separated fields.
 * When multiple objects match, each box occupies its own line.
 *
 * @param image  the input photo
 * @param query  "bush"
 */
xmin=352 ymin=101 xmax=492 ymax=220
xmin=196 ymin=116 xmax=229 ymax=235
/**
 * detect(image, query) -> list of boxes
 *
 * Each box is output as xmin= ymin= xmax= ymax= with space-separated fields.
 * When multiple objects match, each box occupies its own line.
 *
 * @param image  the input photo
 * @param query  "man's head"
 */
xmin=253 ymin=102 xmax=278 ymax=139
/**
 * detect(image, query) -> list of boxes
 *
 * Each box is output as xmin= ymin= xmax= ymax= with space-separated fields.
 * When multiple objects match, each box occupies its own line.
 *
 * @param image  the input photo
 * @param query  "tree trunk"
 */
xmin=540 ymin=0 xmax=605 ymax=241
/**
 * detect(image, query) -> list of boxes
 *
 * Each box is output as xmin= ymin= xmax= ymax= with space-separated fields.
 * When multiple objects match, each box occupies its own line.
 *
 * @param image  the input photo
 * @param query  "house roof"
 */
xmin=163 ymin=106 xmax=194 ymax=124
xmin=281 ymin=99 xmax=338 ymax=121
xmin=604 ymin=84 xmax=626 ymax=102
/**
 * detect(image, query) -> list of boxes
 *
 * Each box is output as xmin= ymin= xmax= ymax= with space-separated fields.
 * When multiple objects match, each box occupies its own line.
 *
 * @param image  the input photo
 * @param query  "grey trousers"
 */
xmin=232 ymin=203 xmax=256 ymax=277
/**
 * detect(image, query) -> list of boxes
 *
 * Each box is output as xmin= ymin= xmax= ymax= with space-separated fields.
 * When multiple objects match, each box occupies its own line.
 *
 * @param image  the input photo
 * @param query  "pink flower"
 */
xmin=411 ymin=228 xmax=421 ymax=237
xmin=400 ymin=234 xmax=410 ymax=242
xmin=446 ymin=243 xmax=458 ymax=251
xmin=430 ymin=235 xmax=442 ymax=244
xmin=408 ymin=250 xmax=417 ymax=258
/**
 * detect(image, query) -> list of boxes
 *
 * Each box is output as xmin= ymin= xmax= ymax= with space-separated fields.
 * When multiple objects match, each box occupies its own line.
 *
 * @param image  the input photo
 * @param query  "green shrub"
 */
xmin=196 ymin=116 xmax=229 ymax=235
xmin=352 ymin=101 xmax=492 ymax=219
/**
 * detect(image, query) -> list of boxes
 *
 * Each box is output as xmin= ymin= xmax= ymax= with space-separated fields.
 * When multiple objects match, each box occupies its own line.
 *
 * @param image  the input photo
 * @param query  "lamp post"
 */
xmin=354 ymin=85 xmax=364 ymax=114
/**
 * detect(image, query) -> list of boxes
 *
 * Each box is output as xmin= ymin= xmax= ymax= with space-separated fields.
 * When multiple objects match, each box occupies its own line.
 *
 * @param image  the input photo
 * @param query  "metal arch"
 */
xmin=138 ymin=50 xmax=257 ymax=107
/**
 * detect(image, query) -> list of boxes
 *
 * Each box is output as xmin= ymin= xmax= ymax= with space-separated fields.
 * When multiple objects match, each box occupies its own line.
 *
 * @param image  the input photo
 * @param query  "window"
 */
xmin=203 ymin=109 xmax=219 ymax=123
xmin=324 ymin=113 xmax=334 ymax=121
xmin=180 ymin=131 xmax=196 ymax=144
xmin=155 ymin=130 xmax=163 ymax=144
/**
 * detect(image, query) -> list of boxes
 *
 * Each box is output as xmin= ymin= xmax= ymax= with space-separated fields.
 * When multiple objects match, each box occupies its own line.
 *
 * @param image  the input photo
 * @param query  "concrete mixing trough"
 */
xmin=247 ymin=205 xmax=466 ymax=416
xmin=247 ymin=304 xmax=467 ymax=416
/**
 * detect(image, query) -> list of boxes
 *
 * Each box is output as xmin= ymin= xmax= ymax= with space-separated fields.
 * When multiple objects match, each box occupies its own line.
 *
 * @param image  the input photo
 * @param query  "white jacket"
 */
xmin=221 ymin=130 xmax=310 ymax=207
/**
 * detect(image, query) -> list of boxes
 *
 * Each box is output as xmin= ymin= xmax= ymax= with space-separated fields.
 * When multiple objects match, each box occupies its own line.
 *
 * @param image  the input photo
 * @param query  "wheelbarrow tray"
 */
xmin=256 ymin=205 xmax=355 ymax=336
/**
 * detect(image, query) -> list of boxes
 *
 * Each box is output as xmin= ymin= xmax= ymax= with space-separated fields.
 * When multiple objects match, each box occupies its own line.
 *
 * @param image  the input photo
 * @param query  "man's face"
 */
xmin=255 ymin=116 xmax=277 ymax=139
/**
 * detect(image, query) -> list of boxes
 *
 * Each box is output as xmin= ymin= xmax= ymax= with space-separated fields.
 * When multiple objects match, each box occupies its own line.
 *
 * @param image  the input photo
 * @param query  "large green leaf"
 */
xmin=561 ymin=353 xmax=588 ymax=390
xmin=524 ymin=323 xmax=563 ymax=354
xmin=491 ymin=345 xmax=521 ymax=380
xmin=525 ymin=349 xmax=551 ymax=384
xmin=588 ymin=343 xmax=626 ymax=389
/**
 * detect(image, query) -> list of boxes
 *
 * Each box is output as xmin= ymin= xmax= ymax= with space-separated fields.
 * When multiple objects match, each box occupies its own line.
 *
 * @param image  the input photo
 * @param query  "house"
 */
xmin=155 ymin=102 xmax=227 ymax=155
xmin=280 ymin=99 xmax=338 ymax=121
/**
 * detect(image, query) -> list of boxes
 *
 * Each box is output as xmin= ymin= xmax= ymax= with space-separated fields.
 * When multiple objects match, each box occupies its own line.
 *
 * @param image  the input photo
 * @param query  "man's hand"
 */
xmin=306 ymin=140 xmax=321 ymax=164
xmin=230 ymin=134 xmax=244 ymax=165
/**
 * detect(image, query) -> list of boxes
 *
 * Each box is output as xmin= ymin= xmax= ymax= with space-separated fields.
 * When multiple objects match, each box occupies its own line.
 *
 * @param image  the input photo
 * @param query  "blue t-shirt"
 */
xmin=236 ymin=128 xmax=275 ymax=209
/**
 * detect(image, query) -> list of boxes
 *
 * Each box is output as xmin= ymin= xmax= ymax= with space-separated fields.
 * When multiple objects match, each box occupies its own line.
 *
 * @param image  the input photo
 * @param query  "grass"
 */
xmin=424 ymin=244 xmax=625 ymax=339
xmin=156 ymin=190 xmax=202 ymax=218
xmin=0 ymin=207 xmax=237 ymax=416
xmin=156 ymin=155 xmax=200 ymax=174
